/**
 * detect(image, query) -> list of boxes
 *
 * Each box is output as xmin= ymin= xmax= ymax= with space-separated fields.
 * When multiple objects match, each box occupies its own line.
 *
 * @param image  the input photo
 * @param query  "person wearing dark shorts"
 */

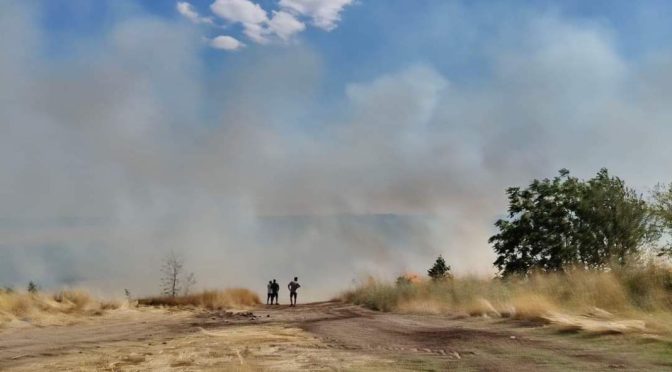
xmin=288 ymin=277 xmax=301 ymax=307
xmin=271 ymin=279 xmax=279 ymax=305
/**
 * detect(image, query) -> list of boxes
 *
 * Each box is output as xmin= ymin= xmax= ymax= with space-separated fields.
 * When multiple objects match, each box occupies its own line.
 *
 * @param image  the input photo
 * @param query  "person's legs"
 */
xmin=267 ymin=293 xmax=271 ymax=305
xmin=290 ymin=292 xmax=297 ymax=306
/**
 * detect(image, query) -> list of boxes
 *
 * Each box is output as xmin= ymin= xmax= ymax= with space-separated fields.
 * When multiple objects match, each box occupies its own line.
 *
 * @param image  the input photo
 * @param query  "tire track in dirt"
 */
xmin=281 ymin=303 xmax=660 ymax=371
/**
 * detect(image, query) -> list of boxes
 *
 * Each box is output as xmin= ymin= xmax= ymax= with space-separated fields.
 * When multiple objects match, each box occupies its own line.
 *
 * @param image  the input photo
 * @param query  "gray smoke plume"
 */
xmin=1 ymin=2 xmax=672 ymax=300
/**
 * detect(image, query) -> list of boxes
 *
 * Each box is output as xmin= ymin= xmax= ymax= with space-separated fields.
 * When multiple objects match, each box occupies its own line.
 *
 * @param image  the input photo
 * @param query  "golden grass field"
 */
xmin=0 ymin=288 xmax=260 ymax=328
xmin=342 ymin=262 xmax=672 ymax=337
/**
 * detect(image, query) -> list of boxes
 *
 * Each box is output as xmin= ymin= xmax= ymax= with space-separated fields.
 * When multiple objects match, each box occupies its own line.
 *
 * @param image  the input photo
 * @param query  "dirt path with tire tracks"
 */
xmin=1 ymin=301 xmax=670 ymax=371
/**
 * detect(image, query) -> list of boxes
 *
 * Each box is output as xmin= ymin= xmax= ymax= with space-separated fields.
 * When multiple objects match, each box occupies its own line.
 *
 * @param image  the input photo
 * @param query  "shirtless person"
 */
xmin=266 ymin=280 xmax=273 ymax=305
xmin=288 ymin=277 xmax=301 ymax=307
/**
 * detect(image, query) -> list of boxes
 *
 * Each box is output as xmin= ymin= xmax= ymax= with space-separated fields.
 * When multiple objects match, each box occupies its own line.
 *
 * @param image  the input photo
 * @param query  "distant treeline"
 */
xmin=490 ymin=168 xmax=672 ymax=276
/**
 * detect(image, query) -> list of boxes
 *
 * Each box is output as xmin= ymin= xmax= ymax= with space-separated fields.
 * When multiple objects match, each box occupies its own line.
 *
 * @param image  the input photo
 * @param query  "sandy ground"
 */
xmin=1 ymin=301 xmax=671 ymax=371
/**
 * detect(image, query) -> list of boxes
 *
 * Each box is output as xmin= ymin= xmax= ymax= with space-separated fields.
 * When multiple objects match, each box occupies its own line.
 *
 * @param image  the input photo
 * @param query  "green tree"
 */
xmin=575 ymin=169 xmax=656 ymax=267
xmin=490 ymin=169 xmax=656 ymax=276
xmin=428 ymin=255 xmax=451 ymax=281
xmin=27 ymin=281 xmax=39 ymax=294
xmin=652 ymin=183 xmax=672 ymax=256
xmin=490 ymin=169 xmax=582 ymax=275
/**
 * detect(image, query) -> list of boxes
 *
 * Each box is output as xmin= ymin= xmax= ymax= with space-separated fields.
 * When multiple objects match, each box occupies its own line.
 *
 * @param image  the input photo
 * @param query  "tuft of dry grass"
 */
xmin=463 ymin=298 xmax=501 ymax=318
xmin=53 ymin=290 xmax=94 ymax=312
xmin=342 ymin=262 xmax=672 ymax=335
xmin=138 ymin=289 xmax=261 ymax=310
xmin=509 ymin=294 xmax=556 ymax=323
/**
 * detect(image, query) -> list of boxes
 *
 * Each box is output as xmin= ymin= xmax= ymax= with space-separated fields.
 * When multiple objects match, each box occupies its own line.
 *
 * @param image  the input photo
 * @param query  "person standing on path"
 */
xmin=288 ymin=277 xmax=301 ymax=307
xmin=272 ymin=279 xmax=280 ymax=305
xmin=266 ymin=280 xmax=273 ymax=305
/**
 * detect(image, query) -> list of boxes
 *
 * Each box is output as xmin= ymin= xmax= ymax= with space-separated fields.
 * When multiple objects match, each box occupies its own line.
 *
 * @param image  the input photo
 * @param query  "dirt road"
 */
xmin=1 ymin=302 xmax=670 ymax=371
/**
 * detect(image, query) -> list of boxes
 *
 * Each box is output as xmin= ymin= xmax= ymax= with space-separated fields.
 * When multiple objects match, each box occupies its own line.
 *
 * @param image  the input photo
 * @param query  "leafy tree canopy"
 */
xmin=652 ymin=183 xmax=672 ymax=257
xmin=428 ymin=255 xmax=452 ymax=281
xmin=490 ymin=169 xmax=658 ymax=276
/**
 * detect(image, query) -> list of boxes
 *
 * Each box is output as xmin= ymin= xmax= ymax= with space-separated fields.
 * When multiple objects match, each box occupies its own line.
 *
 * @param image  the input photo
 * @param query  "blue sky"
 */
xmin=2 ymin=1 xmax=672 ymax=296
xmin=32 ymin=0 xmax=672 ymax=130
xmin=38 ymin=1 xmax=672 ymax=76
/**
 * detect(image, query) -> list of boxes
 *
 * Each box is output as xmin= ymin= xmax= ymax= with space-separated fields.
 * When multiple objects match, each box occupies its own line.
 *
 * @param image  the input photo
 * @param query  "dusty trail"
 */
xmin=0 ymin=309 xmax=193 ymax=363
xmin=1 ymin=301 xmax=670 ymax=371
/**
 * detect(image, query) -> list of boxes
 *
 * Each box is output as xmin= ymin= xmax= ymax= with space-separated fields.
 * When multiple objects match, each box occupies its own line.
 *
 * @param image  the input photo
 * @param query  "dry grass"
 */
xmin=1 ymin=287 xmax=261 ymax=327
xmin=0 ymin=289 xmax=121 ymax=327
xmin=138 ymin=289 xmax=261 ymax=309
xmin=342 ymin=262 xmax=672 ymax=335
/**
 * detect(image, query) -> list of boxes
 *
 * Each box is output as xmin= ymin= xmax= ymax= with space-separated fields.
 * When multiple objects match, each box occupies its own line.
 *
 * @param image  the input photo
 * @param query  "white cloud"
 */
xmin=210 ymin=0 xmax=268 ymax=25
xmin=207 ymin=0 xmax=349 ymax=45
xmin=268 ymin=11 xmax=306 ymax=40
xmin=242 ymin=22 xmax=270 ymax=44
xmin=176 ymin=2 xmax=214 ymax=25
xmin=210 ymin=35 xmax=245 ymax=50
xmin=279 ymin=0 xmax=354 ymax=30
xmin=210 ymin=0 xmax=272 ymax=44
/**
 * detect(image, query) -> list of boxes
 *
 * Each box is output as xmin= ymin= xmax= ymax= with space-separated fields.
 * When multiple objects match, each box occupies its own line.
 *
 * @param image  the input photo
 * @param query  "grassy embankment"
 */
xmin=342 ymin=262 xmax=672 ymax=335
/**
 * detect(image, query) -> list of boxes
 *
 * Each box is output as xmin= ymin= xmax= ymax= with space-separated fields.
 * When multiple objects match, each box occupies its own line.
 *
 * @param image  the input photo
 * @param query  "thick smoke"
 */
xmin=1 ymin=2 xmax=672 ymax=300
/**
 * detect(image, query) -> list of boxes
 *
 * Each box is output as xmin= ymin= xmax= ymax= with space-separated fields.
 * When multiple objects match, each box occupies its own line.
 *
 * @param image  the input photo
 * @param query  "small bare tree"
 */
xmin=161 ymin=251 xmax=183 ymax=297
xmin=183 ymin=272 xmax=197 ymax=296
